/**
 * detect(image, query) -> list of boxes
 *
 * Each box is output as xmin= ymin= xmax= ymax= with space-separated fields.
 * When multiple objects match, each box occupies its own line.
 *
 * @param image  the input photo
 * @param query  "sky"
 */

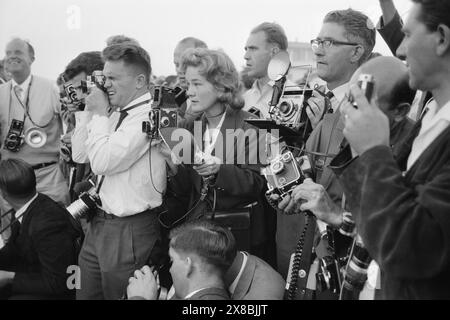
xmin=0 ymin=0 xmax=412 ymax=81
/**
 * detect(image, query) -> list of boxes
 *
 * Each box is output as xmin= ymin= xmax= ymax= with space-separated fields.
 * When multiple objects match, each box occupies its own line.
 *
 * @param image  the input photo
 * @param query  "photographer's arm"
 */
xmin=71 ymin=111 xmax=93 ymax=164
xmin=336 ymin=146 xmax=450 ymax=279
xmin=378 ymin=0 xmax=405 ymax=56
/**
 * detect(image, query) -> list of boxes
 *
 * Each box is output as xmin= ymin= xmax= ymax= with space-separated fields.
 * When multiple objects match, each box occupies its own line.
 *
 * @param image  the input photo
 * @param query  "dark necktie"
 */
xmin=325 ymin=91 xmax=334 ymax=114
xmin=114 ymin=110 xmax=128 ymax=131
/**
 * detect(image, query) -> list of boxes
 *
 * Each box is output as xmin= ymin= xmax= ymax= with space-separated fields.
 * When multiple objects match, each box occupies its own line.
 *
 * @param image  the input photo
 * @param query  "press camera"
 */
xmin=3 ymin=119 xmax=24 ymax=152
xmin=142 ymin=86 xmax=187 ymax=139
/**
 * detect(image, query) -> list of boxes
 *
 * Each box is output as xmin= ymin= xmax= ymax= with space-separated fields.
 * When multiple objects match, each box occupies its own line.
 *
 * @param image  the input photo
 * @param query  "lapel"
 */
xmin=232 ymin=253 xmax=256 ymax=300
xmin=18 ymin=194 xmax=41 ymax=236
xmin=320 ymin=110 xmax=345 ymax=190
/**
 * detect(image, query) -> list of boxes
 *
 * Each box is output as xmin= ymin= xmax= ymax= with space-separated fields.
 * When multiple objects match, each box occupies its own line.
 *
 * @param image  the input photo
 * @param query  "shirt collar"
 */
xmin=421 ymin=99 xmax=450 ymax=132
xmin=328 ymin=82 xmax=349 ymax=103
xmin=119 ymin=92 xmax=152 ymax=114
xmin=251 ymin=79 xmax=272 ymax=95
xmin=15 ymin=193 xmax=38 ymax=223
xmin=11 ymin=74 xmax=32 ymax=92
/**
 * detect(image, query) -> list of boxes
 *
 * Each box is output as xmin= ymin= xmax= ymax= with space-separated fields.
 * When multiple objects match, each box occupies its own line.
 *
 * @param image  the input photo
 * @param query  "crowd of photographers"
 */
xmin=0 ymin=0 xmax=449 ymax=300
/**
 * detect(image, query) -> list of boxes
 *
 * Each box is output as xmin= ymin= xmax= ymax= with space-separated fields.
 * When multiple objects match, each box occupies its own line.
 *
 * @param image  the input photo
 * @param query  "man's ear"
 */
xmin=136 ymin=73 xmax=147 ymax=90
xmin=270 ymin=46 xmax=280 ymax=57
xmin=392 ymin=102 xmax=411 ymax=122
xmin=436 ymin=24 xmax=450 ymax=56
xmin=350 ymin=45 xmax=365 ymax=64
xmin=185 ymin=256 xmax=193 ymax=278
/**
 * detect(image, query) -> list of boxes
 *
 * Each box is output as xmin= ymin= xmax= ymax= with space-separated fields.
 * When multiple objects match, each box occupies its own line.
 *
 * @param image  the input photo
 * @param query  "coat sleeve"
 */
xmin=333 ymin=145 xmax=450 ymax=279
xmin=377 ymin=10 xmax=405 ymax=56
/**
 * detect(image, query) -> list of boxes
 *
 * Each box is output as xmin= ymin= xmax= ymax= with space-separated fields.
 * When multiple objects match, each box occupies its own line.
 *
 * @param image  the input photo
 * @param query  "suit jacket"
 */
xmin=377 ymin=11 xmax=404 ymax=56
xmin=166 ymin=107 xmax=267 ymax=246
xmin=331 ymin=125 xmax=450 ymax=299
xmin=186 ymin=287 xmax=230 ymax=300
xmin=230 ymin=253 xmax=284 ymax=300
xmin=0 ymin=193 xmax=79 ymax=299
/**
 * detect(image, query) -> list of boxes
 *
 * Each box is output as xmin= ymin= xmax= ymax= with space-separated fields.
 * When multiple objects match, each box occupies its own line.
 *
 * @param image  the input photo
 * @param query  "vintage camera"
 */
xmin=142 ymin=86 xmax=187 ymax=139
xmin=349 ymin=74 xmax=375 ymax=108
xmin=66 ymin=182 xmax=101 ymax=221
xmin=63 ymin=82 xmax=78 ymax=104
xmin=3 ymin=119 xmax=25 ymax=152
xmin=340 ymin=238 xmax=372 ymax=300
xmin=262 ymin=151 xmax=312 ymax=208
xmin=80 ymin=70 xmax=107 ymax=94
xmin=266 ymin=51 xmax=314 ymax=135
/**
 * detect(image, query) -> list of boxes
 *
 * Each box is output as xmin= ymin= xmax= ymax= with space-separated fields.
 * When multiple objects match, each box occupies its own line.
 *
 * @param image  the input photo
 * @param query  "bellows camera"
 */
xmin=267 ymin=51 xmax=313 ymax=133
xmin=4 ymin=119 xmax=25 ymax=152
xmin=80 ymin=70 xmax=107 ymax=94
xmin=142 ymin=86 xmax=188 ymax=139
xmin=262 ymin=151 xmax=312 ymax=208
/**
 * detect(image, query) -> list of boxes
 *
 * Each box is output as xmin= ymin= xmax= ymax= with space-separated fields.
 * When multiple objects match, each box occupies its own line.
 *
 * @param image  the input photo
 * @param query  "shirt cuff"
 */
xmin=75 ymin=111 xmax=93 ymax=125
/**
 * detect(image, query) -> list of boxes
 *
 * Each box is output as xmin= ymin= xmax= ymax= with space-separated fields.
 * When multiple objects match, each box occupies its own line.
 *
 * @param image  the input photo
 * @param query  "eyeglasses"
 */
xmin=310 ymin=39 xmax=359 ymax=50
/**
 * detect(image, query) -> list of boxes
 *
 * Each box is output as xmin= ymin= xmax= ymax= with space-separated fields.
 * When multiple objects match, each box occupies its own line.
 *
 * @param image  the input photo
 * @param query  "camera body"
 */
xmin=60 ymin=141 xmax=72 ymax=163
xmin=142 ymin=86 xmax=187 ymax=139
xmin=80 ymin=70 xmax=107 ymax=94
xmin=66 ymin=184 xmax=101 ymax=221
xmin=272 ymin=87 xmax=313 ymax=132
xmin=349 ymin=74 xmax=375 ymax=108
xmin=4 ymin=119 xmax=25 ymax=152
xmin=262 ymin=152 xmax=312 ymax=208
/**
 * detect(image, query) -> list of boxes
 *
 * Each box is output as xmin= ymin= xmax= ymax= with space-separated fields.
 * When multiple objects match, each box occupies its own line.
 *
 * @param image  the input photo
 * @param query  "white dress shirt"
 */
xmin=327 ymin=82 xmax=349 ymax=112
xmin=407 ymin=99 xmax=450 ymax=171
xmin=243 ymin=79 xmax=273 ymax=119
xmin=11 ymin=74 xmax=32 ymax=102
xmin=71 ymin=92 xmax=166 ymax=217
xmin=14 ymin=193 xmax=38 ymax=223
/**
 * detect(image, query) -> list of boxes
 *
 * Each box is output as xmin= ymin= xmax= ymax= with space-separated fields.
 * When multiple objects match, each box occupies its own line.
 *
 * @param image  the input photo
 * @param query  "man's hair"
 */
xmin=0 ymin=159 xmax=36 ymax=199
xmin=181 ymin=48 xmax=244 ymax=109
xmin=102 ymin=43 xmax=152 ymax=83
xmin=106 ymin=35 xmax=140 ymax=47
xmin=178 ymin=37 xmax=208 ymax=49
xmin=169 ymin=220 xmax=237 ymax=273
xmin=384 ymin=73 xmax=417 ymax=111
xmin=63 ymin=51 xmax=104 ymax=81
xmin=324 ymin=9 xmax=376 ymax=64
xmin=412 ymin=0 xmax=450 ymax=31
xmin=251 ymin=22 xmax=288 ymax=51
xmin=9 ymin=37 xmax=35 ymax=60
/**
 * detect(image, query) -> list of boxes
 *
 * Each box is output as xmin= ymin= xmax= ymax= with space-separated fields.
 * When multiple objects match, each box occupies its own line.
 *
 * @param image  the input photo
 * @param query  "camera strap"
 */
xmin=96 ymin=99 xmax=151 ymax=195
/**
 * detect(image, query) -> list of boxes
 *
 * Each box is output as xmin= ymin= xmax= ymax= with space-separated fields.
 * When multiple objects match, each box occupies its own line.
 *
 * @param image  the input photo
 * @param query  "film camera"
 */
xmin=267 ymin=51 xmax=314 ymax=133
xmin=66 ymin=180 xmax=101 ymax=221
xmin=80 ymin=70 xmax=107 ymax=94
xmin=142 ymin=86 xmax=187 ymax=139
xmin=262 ymin=151 xmax=312 ymax=209
xmin=349 ymin=74 xmax=375 ymax=107
xmin=3 ymin=119 xmax=25 ymax=152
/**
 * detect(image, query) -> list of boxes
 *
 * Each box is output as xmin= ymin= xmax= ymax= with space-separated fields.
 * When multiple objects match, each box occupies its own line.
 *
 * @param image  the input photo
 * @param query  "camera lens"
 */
xmin=271 ymin=160 xmax=284 ymax=175
xmin=160 ymin=117 xmax=170 ymax=127
xmin=279 ymin=101 xmax=292 ymax=115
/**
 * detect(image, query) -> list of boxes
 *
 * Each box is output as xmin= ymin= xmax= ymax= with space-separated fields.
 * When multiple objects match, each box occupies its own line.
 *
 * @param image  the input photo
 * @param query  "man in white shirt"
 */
xmin=0 ymin=39 xmax=70 ymax=243
xmin=71 ymin=43 xmax=167 ymax=300
xmin=330 ymin=0 xmax=450 ymax=299
xmin=243 ymin=22 xmax=288 ymax=120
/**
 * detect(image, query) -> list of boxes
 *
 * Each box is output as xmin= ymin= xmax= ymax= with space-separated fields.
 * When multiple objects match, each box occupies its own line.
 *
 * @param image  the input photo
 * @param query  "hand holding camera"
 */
xmin=85 ymin=87 xmax=110 ymax=117
xmin=127 ymin=265 xmax=163 ymax=300
xmin=342 ymin=82 xmax=390 ymax=156
xmin=305 ymin=89 xmax=329 ymax=130
xmin=280 ymin=178 xmax=344 ymax=227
